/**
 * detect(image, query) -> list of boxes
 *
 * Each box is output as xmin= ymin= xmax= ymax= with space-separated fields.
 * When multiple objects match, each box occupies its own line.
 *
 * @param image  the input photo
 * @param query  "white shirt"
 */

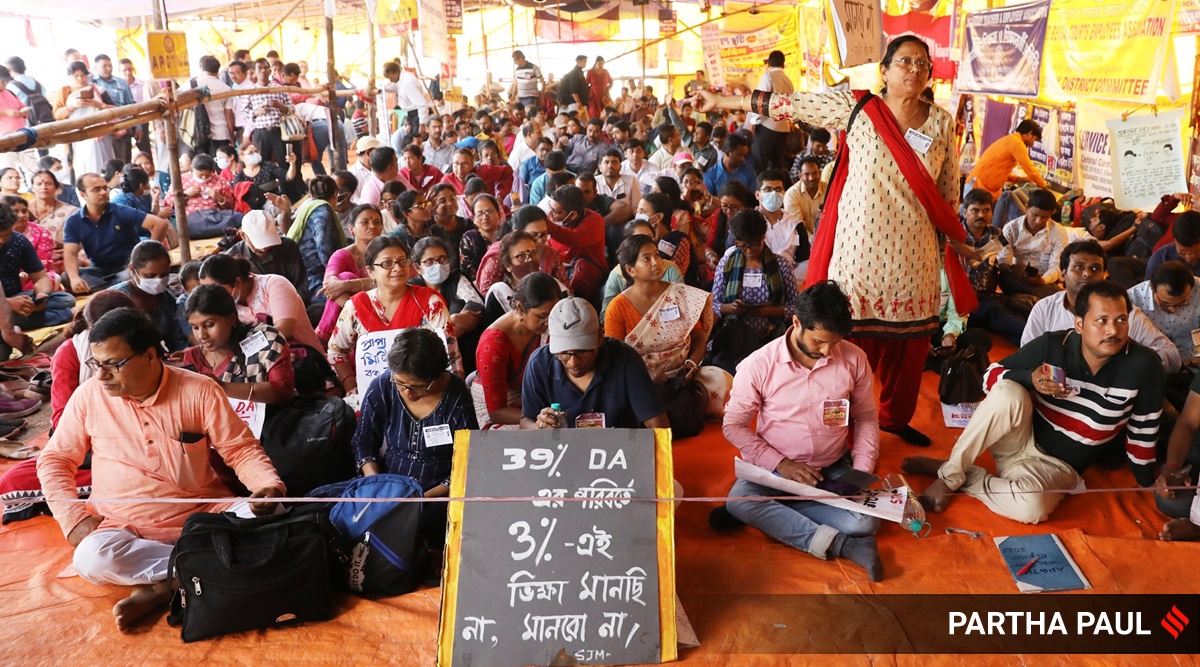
xmin=397 ymin=70 xmax=431 ymax=122
xmin=294 ymin=102 xmax=329 ymax=123
xmin=648 ymin=146 xmax=678 ymax=174
xmin=508 ymin=133 xmax=537 ymax=172
xmin=1127 ymin=277 xmax=1200 ymax=361
xmin=1021 ymin=291 xmax=1181 ymax=372
xmin=192 ymin=73 xmax=233 ymax=141
xmin=621 ymin=160 xmax=660 ymax=195
xmin=349 ymin=160 xmax=373 ymax=202
xmin=762 ymin=211 xmax=803 ymax=264
xmin=230 ymin=80 xmax=249 ymax=130
xmin=997 ymin=216 xmax=1072 ymax=285
xmin=597 ymin=173 xmax=641 ymax=209
xmin=749 ymin=68 xmax=794 ymax=133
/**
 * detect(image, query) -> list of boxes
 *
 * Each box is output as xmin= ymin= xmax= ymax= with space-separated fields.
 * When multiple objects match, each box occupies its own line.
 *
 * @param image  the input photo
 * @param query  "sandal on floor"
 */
xmin=26 ymin=371 xmax=50 ymax=399
xmin=0 ymin=440 xmax=38 ymax=460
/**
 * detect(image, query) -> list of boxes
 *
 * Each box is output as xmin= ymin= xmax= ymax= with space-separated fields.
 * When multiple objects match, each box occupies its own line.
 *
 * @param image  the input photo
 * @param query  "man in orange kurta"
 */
xmin=965 ymin=120 xmax=1048 ymax=200
xmin=36 ymin=308 xmax=284 ymax=631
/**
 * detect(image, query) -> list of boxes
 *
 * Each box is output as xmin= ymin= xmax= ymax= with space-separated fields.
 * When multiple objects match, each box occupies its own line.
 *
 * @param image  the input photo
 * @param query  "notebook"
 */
xmin=994 ymin=534 xmax=1091 ymax=593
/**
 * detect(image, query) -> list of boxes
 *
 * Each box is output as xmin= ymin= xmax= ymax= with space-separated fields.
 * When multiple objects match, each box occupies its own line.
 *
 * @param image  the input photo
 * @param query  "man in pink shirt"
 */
xmin=717 ymin=281 xmax=884 ymax=580
xmin=36 ymin=308 xmax=285 ymax=632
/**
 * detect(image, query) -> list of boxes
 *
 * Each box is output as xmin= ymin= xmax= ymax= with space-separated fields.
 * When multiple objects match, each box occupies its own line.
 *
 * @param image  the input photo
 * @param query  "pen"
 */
xmin=1016 ymin=555 xmax=1041 ymax=576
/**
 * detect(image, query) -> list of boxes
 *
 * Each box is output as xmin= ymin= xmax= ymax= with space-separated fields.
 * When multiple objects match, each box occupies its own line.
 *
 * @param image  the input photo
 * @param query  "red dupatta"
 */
xmin=805 ymin=91 xmax=978 ymax=315
xmin=350 ymin=285 xmax=443 ymax=333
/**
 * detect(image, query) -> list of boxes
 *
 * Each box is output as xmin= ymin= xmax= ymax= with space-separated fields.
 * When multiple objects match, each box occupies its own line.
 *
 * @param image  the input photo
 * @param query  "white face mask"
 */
xmin=216 ymin=156 xmax=231 ymax=170
xmin=53 ymin=168 xmax=71 ymax=185
xmin=423 ymin=262 xmax=450 ymax=286
xmin=136 ymin=276 xmax=168 ymax=296
xmin=244 ymin=153 xmax=263 ymax=167
xmin=760 ymin=191 xmax=784 ymax=213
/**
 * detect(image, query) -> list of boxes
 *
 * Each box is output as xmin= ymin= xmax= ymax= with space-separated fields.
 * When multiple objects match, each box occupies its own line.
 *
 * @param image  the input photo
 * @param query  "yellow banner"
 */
xmin=146 ymin=31 xmax=190 ymax=80
xmin=718 ymin=9 xmax=803 ymax=92
xmin=378 ymin=0 xmax=417 ymax=37
xmin=1042 ymin=0 xmax=1176 ymax=104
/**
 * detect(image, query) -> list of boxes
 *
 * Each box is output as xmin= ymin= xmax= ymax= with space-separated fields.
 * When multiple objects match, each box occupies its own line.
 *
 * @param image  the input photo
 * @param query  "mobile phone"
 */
xmin=33 ymin=295 xmax=47 ymax=305
xmin=285 ymin=144 xmax=294 ymax=158
xmin=816 ymin=479 xmax=861 ymax=497
xmin=462 ymin=301 xmax=484 ymax=313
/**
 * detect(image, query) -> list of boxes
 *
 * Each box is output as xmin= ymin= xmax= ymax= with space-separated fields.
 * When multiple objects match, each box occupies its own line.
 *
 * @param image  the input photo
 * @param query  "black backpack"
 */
xmin=8 ymin=80 xmax=53 ymax=126
xmin=258 ymin=395 xmax=356 ymax=496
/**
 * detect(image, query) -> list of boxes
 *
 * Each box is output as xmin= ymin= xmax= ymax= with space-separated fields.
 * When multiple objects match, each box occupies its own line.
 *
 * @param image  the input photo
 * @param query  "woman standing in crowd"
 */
xmin=352 ymin=328 xmax=477 ymax=547
xmin=387 ymin=189 xmax=449 ymax=251
xmin=197 ymin=254 xmax=325 ymax=355
xmin=711 ymin=210 xmax=799 ymax=345
xmin=693 ymin=35 xmax=966 ymax=445
xmin=317 ymin=204 xmax=384 ymax=341
xmin=459 ymin=193 xmax=502 ymax=283
xmin=409 ymin=236 xmax=484 ymax=374
xmin=49 ymin=290 xmax=136 ymax=428
xmin=27 ymin=171 xmax=77 ymax=244
xmin=605 ymin=234 xmax=729 ymax=417
xmin=473 ymin=271 xmax=561 ymax=429
xmin=181 ymin=285 xmax=294 ymax=405
xmin=327 ymin=236 xmax=460 ymax=395
xmin=110 ymin=241 xmax=187 ymax=352
xmin=52 ymin=62 xmax=114 ymax=176
xmin=2 ymin=196 xmax=59 ymax=286
xmin=428 ymin=183 xmax=475 ymax=249
xmin=286 ymin=175 xmax=346 ymax=300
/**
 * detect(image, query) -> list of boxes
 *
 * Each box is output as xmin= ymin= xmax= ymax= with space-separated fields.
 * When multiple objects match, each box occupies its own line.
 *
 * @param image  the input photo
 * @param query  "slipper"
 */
xmin=0 ymin=380 xmax=30 ymax=396
xmin=26 ymin=371 xmax=50 ymax=399
xmin=0 ymin=421 xmax=25 ymax=439
xmin=0 ymin=440 xmax=38 ymax=460
xmin=0 ymin=353 xmax=51 ymax=370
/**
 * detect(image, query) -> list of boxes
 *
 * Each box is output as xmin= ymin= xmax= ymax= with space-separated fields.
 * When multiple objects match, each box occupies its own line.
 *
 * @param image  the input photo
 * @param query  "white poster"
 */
xmin=417 ymin=0 xmax=448 ymax=62
xmin=733 ymin=457 xmax=906 ymax=523
xmin=355 ymin=328 xmax=405 ymax=401
xmin=701 ymin=23 xmax=726 ymax=90
xmin=228 ymin=397 xmax=266 ymax=439
xmin=1075 ymin=100 xmax=1121 ymax=199
xmin=827 ymin=0 xmax=884 ymax=69
xmin=1106 ymin=109 xmax=1188 ymax=211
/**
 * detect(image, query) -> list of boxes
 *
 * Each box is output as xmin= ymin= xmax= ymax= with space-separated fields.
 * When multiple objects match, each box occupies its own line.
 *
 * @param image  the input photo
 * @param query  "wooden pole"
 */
xmin=367 ymin=5 xmax=378 ymax=137
xmin=640 ymin=5 xmax=647 ymax=87
xmin=245 ymin=0 xmax=307 ymax=52
xmin=149 ymin=0 xmax=191 ymax=263
xmin=325 ymin=15 xmax=345 ymax=171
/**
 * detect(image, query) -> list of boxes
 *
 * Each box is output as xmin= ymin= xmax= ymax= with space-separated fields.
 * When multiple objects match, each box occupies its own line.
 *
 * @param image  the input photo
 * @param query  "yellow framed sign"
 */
xmin=439 ymin=428 xmax=677 ymax=666
xmin=146 ymin=31 xmax=189 ymax=80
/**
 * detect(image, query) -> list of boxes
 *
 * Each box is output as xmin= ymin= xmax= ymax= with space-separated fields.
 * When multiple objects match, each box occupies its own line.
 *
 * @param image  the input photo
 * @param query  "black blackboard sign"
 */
xmin=439 ymin=428 xmax=677 ymax=667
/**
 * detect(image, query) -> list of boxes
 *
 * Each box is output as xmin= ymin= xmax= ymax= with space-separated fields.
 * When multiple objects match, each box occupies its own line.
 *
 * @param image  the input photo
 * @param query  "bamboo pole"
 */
xmin=164 ymin=83 xmax=192 ymax=263
xmin=245 ymin=0 xmax=307 ymax=52
xmin=326 ymin=14 xmax=345 ymax=170
xmin=367 ymin=5 xmax=378 ymax=137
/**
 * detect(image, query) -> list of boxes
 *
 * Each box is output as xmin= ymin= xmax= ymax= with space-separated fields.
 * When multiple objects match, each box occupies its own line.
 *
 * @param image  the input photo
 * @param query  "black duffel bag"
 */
xmin=167 ymin=510 xmax=337 ymax=642
xmin=658 ymin=374 xmax=708 ymax=441
xmin=938 ymin=344 xmax=989 ymax=406
xmin=259 ymin=395 xmax=356 ymax=496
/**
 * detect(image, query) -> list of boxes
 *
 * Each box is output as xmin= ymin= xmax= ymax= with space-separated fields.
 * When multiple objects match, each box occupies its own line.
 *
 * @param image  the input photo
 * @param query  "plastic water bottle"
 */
xmin=882 ymin=473 xmax=930 ymax=538
xmin=549 ymin=402 xmax=565 ymax=428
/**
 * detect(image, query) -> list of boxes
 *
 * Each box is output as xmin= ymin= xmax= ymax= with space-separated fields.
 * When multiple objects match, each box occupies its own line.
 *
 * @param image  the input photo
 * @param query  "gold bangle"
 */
xmin=741 ymin=95 xmax=747 ymax=112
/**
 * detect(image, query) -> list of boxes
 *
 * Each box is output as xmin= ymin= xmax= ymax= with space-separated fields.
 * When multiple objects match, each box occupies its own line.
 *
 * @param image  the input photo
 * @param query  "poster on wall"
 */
xmin=799 ymin=5 xmax=829 ymax=91
xmin=1106 ymin=109 xmax=1188 ymax=211
xmin=955 ymin=0 xmax=1049 ymax=97
xmin=444 ymin=0 xmax=462 ymax=34
xmin=1043 ymin=0 xmax=1176 ymax=104
xmin=1052 ymin=110 xmax=1076 ymax=190
xmin=1076 ymin=100 xmax=1121 ymax=199
xmin=1028 ymin=105 xmax=1053 ymax=179
xmin=957 ymin=95 xmax=977 ymax=175
xmin=417 ymin=0 xmax=448 ymax=62
xmin=1189 ymin=136 xmax=1200 ymax=195
xmin=717 ymin=10 xmax=803 ymax=90
xmin=701 ymin=23 xmax=727 ymax=90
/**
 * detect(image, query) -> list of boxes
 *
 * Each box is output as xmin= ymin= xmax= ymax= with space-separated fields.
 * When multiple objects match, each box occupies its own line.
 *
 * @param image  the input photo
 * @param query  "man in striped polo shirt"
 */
xmin=903 ymin=280 xmax=1163 ymax=524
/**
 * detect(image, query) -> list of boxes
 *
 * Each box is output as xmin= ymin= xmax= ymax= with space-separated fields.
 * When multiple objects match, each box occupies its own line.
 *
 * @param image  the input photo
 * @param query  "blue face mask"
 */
xmin=760 ymin=191 xmax=784 ymax=213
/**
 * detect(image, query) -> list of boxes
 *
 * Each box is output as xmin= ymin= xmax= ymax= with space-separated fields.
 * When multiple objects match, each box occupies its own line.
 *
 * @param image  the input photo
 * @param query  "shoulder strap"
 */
xmin=823 ymin=92 xmax=874 ymax=196
xmin=9 ymin=80 xmax=31 ymax=95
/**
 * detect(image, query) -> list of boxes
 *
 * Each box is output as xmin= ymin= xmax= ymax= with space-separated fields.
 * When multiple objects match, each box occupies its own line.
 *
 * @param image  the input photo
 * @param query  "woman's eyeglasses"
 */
xmin=371 ymin=258 xmax=411 ymax=270
xmin=890 ymin=57 xmax=932 ymax=72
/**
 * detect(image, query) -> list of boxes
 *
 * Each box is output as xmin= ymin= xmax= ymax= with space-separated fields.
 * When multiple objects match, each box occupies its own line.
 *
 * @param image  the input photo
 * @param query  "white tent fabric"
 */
xmin=0 ymin=0 xmax=234 ymax=21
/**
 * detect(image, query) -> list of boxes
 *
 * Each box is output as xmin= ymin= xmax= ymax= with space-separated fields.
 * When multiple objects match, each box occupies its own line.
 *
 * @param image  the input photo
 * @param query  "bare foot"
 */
xmin=113 ymin=581 xmax=172 ymax=633
xmin=902 ymin=456 xmax=947 ymax=478
xmin=1159 ymin=518 xmax=1200 ymax=542
xmin=919 ymin=479 xmax=953 ymax=513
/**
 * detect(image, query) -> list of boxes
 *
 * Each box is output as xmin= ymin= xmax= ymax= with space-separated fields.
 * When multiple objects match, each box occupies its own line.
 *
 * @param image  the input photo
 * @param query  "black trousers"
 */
xmin=752 ymin=125 xmax=789 ymax=172
xmin=251 ymin=126 xmax=286 ymax=167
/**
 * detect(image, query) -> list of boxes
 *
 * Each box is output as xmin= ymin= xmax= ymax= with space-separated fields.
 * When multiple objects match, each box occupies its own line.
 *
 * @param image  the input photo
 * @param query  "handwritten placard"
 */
xmin=227 ymin=397 xmax=266 ymax=438
xmin=355 ymin=329 xmax=404 ymax=400
xmin=1106 ymin=109 xmax=1188 ymax=211
xmin=439 ymin=429 xmax=677 ymax=667
xmin=827 ymin=0 xmax=883 ymax=69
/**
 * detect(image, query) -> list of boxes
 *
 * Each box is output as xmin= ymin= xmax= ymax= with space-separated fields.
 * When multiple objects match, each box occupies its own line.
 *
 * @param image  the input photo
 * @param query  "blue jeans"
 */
xmin=11 ymin=290 xmax=76 ymax=330
xmin=726 ymin=477 xmax=880 ymax=559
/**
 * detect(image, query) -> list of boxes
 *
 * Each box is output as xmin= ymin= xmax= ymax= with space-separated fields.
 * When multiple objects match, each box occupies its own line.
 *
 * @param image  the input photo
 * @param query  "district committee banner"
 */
xmin=1043 ymin=0 xmax=1176 ymax=104
xmin=955 ymin=0 xmax=1049 ymax=97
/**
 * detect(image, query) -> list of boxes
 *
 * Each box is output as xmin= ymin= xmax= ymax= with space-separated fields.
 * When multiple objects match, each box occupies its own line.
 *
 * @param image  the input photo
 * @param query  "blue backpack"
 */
xmin=324 ymin=474 xmax=428 ymax=596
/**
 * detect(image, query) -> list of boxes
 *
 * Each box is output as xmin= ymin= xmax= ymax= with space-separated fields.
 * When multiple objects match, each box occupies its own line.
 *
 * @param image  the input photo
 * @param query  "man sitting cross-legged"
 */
xmin=36 ymin=308 xmax=285 ymax=631
xmin=718 ymin=281 xmax=883 ymax=580
xmin=904 ymin=280 xmax=1163 ymax=524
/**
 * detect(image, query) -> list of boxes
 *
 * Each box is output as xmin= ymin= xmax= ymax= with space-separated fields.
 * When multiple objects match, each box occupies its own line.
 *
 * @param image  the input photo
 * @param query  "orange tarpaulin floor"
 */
xmin=1 ymin=338 xmax=1198 ymax=666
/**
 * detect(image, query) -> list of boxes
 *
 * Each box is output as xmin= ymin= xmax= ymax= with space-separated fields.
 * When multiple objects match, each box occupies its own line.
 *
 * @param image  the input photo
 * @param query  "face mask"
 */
xmin=53 ymin=169 xmax=71 ymax=184
xmin=136 ymin=276 xmax=168 ymax=296
xmin=216 ymin=156 xmax=231 ymax=170
xmin=423 ymin=262 xmax=450 ymax=286
xmin=634 ymin=213 xmax=650 ymax=222
xmin=760 ymin=191 xmax=784 ymax=213
xmin=244 ymin=153 xmax=263 ymax=167
xmin=511 ymin=260 xmax=538 ymax=280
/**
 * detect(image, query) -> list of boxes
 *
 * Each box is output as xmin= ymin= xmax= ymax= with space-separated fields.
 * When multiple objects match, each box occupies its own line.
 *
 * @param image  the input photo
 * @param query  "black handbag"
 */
xmin=167 ymin=510 xmax=338 ymax=642
xmin=938 ymin=344 xmax=989 ymax=405
xmin=658 ymin=374 xmax=708 ymax=440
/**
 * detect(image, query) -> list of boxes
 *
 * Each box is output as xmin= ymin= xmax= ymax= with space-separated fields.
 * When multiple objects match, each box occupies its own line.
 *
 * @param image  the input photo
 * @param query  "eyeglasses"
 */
xmin=720 ymin=204 xmax=743 ymax=215
xmin=371 ymin=258 xmax=411 ymax=271
xmin=759 ymin=185 xmax=785 ymax=193
xmin=890 ymin=57 xmax=932 ymax=72
xmin=734 ymin=239 xmax=764 ymax=252
xmin=512 ymin=249 xmax=540 ymax=264
xmin=474 ymin=209 xmax=499 ymax=219
xmin=85 ymin=354 xmax=136 ymax=374
xmin=419 ymin=255 xmax=450 ymax=267
xmin=527 ymin=231 xmax=550 ymax=243
xmin=392 ymin=374 xmax=439 ymax=396
xmin=554 ymin=348 xmax=597 ymax=362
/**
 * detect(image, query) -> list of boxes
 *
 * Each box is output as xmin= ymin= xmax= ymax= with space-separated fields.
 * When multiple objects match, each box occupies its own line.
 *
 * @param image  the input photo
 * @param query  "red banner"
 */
xmin=882 ymin=11 xmax=957 ymax=81
xmin=534 ymin=7 xmax=621 ymax=43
